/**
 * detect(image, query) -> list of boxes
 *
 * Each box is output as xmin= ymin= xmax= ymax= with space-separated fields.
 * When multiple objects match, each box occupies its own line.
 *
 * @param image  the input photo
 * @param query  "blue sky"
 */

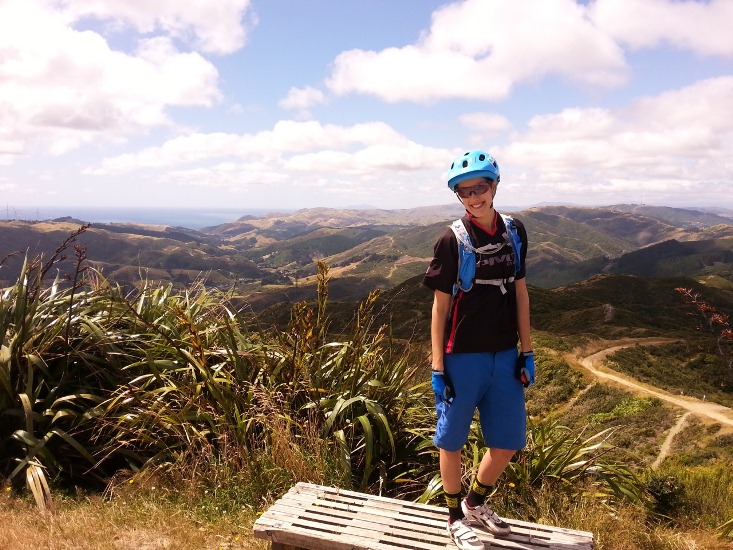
xmin=1 ymin=0 xmax=732 ymax=215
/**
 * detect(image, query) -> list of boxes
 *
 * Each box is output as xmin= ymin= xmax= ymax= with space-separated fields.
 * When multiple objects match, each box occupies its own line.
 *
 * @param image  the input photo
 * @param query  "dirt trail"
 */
xmin=576 ymin=338 xmax=733 ymax=428
xmin=652 ymin=411 xmax=691 ymax=469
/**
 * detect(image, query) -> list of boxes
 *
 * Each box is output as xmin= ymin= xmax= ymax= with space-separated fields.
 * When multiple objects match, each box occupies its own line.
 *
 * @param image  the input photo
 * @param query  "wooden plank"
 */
xmin=253 ymin=483 xmax=594 ymax=550
xmin=256 ymin=512 xmax=582 ymax=550
xmin=285 ymin=483 xmax=593 ymax=540
xmin=267 ymin=490 xmax=580 ymax=544
xmin=268 ymin=494 xmax=587 ymax=546
xmin=255 ymin=495 xmax=590 ymax=549
xmin=272 ymin=491 xmax=446 ymax=528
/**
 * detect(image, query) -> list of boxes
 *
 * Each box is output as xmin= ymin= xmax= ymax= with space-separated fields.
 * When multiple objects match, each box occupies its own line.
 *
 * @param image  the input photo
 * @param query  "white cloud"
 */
xmin=90 ymin=120 xmax=419 ymax=173
xmin=325 ymin=0 xmax=626 ymax=103
xmin=497 ymin=76 xmax=733 ymax=205
xmin=279 ymin=86 xmax=326 ymax=114
xmin=55 ymin=0 xmax=255 ymax=55
xmin=591 ymin=0 xmax=733 ymax=57
xmin=0 ymin=0 xmax=241 ymax=162
xmin=324 ymin=0 xmax=733 ymax=105
xmin=86 ymin=120 xmax=450 ymax=202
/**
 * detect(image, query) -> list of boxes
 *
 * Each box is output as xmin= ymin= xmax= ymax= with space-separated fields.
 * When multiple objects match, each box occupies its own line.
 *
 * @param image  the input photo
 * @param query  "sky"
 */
xmin=1 ymin=0 xmax=733 ymax=216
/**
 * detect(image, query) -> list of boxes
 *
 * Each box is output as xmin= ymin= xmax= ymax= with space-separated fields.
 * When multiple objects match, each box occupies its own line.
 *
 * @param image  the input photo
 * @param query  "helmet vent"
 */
xmin=462 ymin=160 xmax=468 ymax=168
xmin=479 ymin=154 xmax=486 ymax=161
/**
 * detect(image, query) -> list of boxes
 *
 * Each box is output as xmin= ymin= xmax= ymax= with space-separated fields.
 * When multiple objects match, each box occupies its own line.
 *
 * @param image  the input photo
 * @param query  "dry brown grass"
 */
xmin=514 ymin=485 xmax=733 ymax=550
xmin=580 ymin=506 xmax=731 ymax=550
xmin=0 ymin=488 xmax=267 ymax=550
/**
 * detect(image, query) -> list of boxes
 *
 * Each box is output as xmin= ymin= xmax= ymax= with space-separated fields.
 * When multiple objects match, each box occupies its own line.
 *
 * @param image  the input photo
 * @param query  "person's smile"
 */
xmin=456 ymin=177 xmax=495 ymax=223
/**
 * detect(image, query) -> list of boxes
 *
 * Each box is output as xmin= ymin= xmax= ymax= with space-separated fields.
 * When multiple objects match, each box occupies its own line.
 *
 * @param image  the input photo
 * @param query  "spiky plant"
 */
xmin=499 ymin=420 xmax=647 ymax=517
xmin=96 ymin=277 xmax=268 ymax=468
xmin=96 ymin=261 xmax=433 ymax=499
xmin=0 ymin=227 xmax=122 ymax=508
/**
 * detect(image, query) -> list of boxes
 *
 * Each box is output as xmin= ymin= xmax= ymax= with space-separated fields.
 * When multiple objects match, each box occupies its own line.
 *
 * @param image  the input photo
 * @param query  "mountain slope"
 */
xmin=2 ymin=204 xmax=732 ymax=295
xmin=0 ymin=220 xmax=263 ymax=288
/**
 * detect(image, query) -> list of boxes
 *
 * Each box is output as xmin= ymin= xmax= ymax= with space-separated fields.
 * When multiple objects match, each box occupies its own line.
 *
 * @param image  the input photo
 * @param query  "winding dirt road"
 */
xmin=578 ymin=338 xmax=733 ymax=428
xmin=575 ymin=338 xmax=733 ymax=467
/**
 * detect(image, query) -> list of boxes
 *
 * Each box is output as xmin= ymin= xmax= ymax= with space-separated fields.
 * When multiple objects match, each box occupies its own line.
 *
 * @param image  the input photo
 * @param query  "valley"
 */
xmin=2 ymin=204 xmax=732 ymax=302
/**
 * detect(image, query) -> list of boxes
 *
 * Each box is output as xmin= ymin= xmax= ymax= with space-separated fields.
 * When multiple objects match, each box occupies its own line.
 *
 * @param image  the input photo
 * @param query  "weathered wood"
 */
xmin=253 ymin=482 xmax=594 ymax=550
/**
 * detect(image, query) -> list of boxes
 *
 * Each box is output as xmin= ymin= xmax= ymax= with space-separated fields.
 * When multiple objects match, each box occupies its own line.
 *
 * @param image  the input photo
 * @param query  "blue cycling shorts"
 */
xmin=433 ymin=348 xmax=527 ymax=452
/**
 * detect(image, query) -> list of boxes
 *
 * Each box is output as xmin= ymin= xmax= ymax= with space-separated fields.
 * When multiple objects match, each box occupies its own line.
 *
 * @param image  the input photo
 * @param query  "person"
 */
xmin=422 ymin=150 xmax=535 ymax=549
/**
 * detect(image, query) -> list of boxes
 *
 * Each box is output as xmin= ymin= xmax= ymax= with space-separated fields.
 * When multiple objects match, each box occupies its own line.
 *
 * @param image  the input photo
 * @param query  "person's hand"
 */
xmin=431 ymin=371 xmax=454 ymax=402
xmin=431 ymin=371 xmax=446 ymax=395
xmin=515 ymin=351 xmax=535 ymax=387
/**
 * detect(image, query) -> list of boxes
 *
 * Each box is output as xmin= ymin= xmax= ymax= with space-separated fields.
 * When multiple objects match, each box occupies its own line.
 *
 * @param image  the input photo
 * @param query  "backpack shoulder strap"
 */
xmin=450 ymin=219 xmax=475 ymax=251
xmin=500 ymin=213 xmax=522 ymax=275
xmin=449 ymin=219 xmax=476 ymax=294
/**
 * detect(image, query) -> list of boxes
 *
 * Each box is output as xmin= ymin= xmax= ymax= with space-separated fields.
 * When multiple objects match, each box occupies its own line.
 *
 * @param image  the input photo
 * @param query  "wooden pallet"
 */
xmin=253 ymin=482 xmax=594 ymax=550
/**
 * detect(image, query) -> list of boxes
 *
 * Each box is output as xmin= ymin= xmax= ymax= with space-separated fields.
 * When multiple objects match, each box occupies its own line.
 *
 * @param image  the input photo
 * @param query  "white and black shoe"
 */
xmin=447 ymin=518 xmax=484 ymax=549
xmin=461 ymin=498 xmax=511 ymax=537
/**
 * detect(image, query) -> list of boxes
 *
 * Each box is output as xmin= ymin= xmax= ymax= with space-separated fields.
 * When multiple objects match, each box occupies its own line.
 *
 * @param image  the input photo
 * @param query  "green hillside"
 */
xmin=2 ymin=204 xmax=733 ymax=297
xmin=606 ymin=238 xmax=733 ymax=278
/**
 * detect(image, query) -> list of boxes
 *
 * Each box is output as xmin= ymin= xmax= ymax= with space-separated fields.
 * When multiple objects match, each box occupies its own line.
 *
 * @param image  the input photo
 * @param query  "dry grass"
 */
xmin=0 ymin=488 xmax=266 ymax=550
xmin=526 ymin=489 xmax=732 ymax=550
xmin=579 ymin=506 xmax=731 ymax=550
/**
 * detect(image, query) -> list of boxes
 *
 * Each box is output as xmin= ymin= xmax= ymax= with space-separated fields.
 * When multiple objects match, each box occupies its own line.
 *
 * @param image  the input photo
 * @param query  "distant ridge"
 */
xmin=2 ymin=204 xmax=732 ymax=302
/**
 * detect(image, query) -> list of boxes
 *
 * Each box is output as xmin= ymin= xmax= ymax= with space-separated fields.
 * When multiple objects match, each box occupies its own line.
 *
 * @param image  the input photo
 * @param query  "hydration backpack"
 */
xmin=450 ymin=214 xmax=522 ymax=296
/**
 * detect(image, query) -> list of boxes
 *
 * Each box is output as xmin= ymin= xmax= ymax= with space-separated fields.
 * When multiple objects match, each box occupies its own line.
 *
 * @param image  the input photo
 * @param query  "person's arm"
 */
xmin=515 ymin=277 xmax=532 ymax=353
xmin=431 ymin=290 xmax=452 ymax=371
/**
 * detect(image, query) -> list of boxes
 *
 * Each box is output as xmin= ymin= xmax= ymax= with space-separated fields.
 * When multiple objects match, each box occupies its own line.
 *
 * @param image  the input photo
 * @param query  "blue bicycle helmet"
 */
xmin=447 ymin=150 xmax=500 ymax=191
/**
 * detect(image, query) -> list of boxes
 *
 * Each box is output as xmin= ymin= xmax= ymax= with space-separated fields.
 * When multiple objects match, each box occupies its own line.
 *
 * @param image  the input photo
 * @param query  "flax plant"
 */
xmin=0 ymin=228 xmax=123 ymax=508
xmin=270 ymin=262 xmax=430 ymax=494
xmin=500 ymin=420 xmax=646 ymax=516
xmin=96 ymin=261 xmax=432 ymax=499
xmin=96 ymin=278 xmax=269 ymax=469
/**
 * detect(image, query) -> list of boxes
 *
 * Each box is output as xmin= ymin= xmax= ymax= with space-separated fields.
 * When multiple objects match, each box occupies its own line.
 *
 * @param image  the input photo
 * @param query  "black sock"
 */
xmin=444 ymin=490 xmax=464 ymax=523
xmin=466 ymin=478 xmax=493 ymax=508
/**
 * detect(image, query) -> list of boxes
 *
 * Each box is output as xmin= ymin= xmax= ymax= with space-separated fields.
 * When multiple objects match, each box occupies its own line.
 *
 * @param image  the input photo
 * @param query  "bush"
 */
xmin=645 ymin=473 xmax=686 ymax=521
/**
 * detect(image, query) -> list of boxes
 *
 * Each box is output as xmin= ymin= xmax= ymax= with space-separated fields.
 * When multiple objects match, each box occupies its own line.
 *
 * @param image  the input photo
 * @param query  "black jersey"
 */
xmin=422 ymin=212 xmax=528 ymax=354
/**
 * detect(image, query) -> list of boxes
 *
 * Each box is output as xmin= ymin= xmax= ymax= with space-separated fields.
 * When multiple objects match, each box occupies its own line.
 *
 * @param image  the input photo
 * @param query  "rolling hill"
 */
xmin=1 ymin=204 xmax=732 ymax=304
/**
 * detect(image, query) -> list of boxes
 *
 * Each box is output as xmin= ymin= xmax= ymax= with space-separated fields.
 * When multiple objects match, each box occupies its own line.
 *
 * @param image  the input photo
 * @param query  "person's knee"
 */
xmin=490 ymin=448 xmax=518 ymax=460
xmin=434 ymin=434 xmax=465 ymax=452
xmin=440 ymin=448 xmax=462 ymax=461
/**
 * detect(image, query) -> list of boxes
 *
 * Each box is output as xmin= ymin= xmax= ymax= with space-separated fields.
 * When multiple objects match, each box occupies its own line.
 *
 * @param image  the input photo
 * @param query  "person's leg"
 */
xmin=440 ymin=448 xmax=463 ymax=493
xmin=463 ymin=348 xmax=525 ymax=536
xmin=440 ymin=448 xmax=464 ymax=523
xmin=434 ymin=352 xmax=487 ymax=492
xmin=477 ymin=447 xmax=516 ymax=485
xmin=434 ymin=353 xmax=487 ymax=549
xmin=466 ymin=447 xmax=515 ymax=505
xmin=463 ymin=446 xmax=517 ymax=537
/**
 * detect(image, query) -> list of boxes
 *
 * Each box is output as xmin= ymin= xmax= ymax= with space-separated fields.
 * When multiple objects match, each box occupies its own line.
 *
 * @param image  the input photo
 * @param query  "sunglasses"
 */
xmin=455 ymin=181 xmax=492 ymax=198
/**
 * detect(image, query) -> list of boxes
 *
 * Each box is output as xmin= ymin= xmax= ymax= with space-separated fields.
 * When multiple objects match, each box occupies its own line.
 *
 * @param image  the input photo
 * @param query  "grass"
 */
xmin=0 ymin=484 xmax=265 ymax=550
xmin=3 ymin=473 xmax=731 ymax=550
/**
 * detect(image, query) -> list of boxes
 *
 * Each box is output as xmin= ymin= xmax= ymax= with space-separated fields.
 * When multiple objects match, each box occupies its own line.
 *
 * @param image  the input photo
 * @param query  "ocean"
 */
xmin=11 ymin=206 xmax=289 ymax=230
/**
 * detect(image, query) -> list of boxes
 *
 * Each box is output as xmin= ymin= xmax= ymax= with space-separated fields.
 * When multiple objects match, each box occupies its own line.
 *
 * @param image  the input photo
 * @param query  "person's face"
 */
xmin=455 ymin=177 xmax=496 ymax=218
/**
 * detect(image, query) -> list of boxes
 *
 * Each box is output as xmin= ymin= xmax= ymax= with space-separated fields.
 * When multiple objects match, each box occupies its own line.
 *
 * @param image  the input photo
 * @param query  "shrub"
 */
xmin=645 ymin=473 xmax=687 ymax=521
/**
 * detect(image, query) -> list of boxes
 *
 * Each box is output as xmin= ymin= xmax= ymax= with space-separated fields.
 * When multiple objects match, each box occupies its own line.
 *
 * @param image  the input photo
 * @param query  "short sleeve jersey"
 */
xmin=422 ymin=212 xmax=528 ymax=354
